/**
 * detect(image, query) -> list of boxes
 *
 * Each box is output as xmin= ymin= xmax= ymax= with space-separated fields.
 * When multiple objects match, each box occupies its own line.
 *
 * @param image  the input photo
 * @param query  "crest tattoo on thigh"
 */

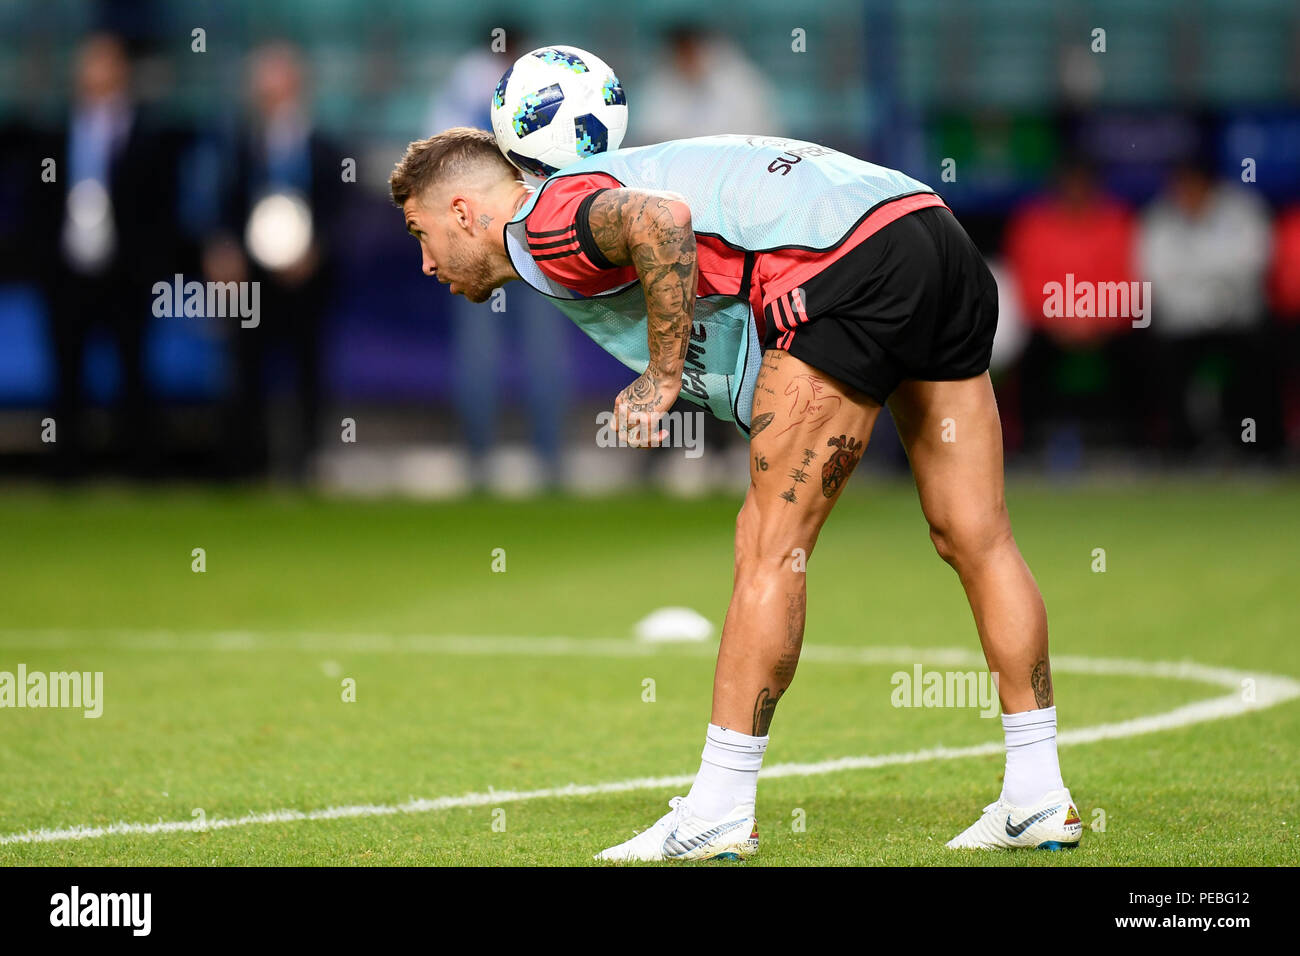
xmin=821 ymin=435 xmax=864 ymax=498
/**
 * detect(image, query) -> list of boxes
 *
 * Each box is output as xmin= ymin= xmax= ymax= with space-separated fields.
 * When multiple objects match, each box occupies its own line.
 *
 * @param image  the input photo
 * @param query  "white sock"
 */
xmin=685 ymin=723 xmax=768 ymax=819
xmin=1000 ymin=705 xmax=1065 ymax=806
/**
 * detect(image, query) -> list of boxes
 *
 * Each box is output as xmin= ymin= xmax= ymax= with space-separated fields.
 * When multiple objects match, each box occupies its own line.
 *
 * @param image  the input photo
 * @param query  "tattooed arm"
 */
xmin=586 ymin=188 xmax=699 ymax=446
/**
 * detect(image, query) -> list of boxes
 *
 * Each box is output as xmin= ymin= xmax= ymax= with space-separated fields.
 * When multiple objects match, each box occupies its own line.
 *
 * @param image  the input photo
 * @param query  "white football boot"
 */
xmin=946 ymin=788 xmax=1083 ymax=850
xmin=595 ymin=796 xmax=759 ymax=862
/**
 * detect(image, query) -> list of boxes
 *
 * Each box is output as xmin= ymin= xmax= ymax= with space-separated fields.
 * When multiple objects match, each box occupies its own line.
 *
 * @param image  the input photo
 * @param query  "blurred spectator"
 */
xmin=632 ymin=25 xmax=782 ymax=144
xmin=627 ymin=25 xmax=786 ymax=480
xmin=426 ymin=26 xmax=571 ymax=489
xmin=1266 ymin=204 xmax=1300 ymax=456
xmin=1004 ymin=160 xmax=1142 ymax=457
xmin=1139 ymin=160 xmax=1275 ymax=458
xmin=0 ymin=5 xmax=1293 ymax=485
xmin=33 ymin=32 xmax=179 ymax=477
xmin=204 ymin=42 xmax=345 ymax=481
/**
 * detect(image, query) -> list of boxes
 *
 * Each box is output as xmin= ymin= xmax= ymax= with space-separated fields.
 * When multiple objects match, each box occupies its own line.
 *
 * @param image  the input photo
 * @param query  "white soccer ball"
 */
xmin=634 ymin=607 xmax=714 ymax=644
xmin=490 ymin=45 xmax=628 ymax=178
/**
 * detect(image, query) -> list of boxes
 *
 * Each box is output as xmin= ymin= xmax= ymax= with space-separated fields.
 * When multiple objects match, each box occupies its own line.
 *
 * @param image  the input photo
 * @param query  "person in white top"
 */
xmin=1139 ymin=160 xmax=1275 ymax=457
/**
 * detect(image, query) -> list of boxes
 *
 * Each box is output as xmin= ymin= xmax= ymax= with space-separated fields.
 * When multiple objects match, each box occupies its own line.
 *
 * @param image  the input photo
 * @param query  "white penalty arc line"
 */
xmin=0 ymin=630 xmax=1296 ymax=847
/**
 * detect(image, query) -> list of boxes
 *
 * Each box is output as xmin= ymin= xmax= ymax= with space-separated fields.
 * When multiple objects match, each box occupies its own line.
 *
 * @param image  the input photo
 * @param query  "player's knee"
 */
xmin=734 ymin=500 xmax=815 ymax=579
xmin=928 ymin=507 xmax=1013 ymax=571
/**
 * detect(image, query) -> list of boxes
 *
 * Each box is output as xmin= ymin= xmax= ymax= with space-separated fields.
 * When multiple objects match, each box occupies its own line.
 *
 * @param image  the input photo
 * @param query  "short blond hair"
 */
xmin=389 ymin=127 xmax=516 ymax=207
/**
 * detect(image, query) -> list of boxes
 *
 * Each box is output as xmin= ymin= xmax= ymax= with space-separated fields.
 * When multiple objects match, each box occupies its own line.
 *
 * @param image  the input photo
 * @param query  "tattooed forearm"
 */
xmin=588 ymin=188 xmax=698 ymax=383
xmin=623 ymin=372 xmax=656 ymax=411
xmin=1031 ymin=658 xmax=1053 ymax=708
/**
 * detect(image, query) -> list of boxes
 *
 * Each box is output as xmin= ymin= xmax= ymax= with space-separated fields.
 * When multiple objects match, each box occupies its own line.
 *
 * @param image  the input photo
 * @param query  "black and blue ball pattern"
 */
xmin=511 ymin=83 xmax=565 ymax=138
xmin=600 ymin=74 xmax=625 ymax=107
xmin=492 ymin=65 xmax=513 ymax=109
xmin=574 ymin=114 xmax=609 ymax=157
xmin=506 ymin=149 xmax=561 ymax=179
xmin=532 ymin=47 xmax=589 ymax=72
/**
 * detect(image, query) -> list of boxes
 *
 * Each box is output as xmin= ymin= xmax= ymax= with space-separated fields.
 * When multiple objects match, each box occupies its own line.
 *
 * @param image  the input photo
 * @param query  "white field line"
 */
xmin=0 ymin=630 xmax=1296 ymax=847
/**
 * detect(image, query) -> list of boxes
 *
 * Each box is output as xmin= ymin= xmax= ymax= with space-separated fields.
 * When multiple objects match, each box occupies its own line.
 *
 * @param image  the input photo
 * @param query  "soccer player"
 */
xmin=389 ymin=128 xmax=1083 ymax=859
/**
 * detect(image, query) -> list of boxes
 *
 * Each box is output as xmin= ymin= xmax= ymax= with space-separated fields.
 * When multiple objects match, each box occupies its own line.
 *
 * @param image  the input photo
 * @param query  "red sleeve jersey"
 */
xmin=525 ymin=173 xmax=945 ymax=342
xmin=523 ymin=173 xmax=633 ymax=294
xmin=524 ymin=172 xmax=747 ymax=300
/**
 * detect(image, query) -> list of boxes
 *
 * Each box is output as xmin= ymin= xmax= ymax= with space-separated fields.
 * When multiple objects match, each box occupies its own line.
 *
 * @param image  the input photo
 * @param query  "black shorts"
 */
xmin=761 ymin=205 xmax=998 ymax=403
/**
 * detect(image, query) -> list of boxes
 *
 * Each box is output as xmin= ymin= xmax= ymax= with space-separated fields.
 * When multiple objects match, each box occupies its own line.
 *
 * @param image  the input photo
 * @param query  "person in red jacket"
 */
xmin=1267 ymin=204 xmax=1300 ymax=455
xmin=1004 ymin=160 xmax=1143 ymax=454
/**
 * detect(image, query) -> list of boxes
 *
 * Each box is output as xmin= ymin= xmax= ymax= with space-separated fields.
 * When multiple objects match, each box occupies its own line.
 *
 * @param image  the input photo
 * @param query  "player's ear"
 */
xmin=449 ymin=196 xmax=471 ymax=230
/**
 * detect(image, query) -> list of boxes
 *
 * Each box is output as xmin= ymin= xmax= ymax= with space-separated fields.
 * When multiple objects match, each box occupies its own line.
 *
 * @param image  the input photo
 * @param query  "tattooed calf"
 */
xmin=753 ymin=687 xmax=781 ymax=735
xmin=1031 ymin=658 xmax=1053 ymax=709
xmin=784 ymin=592 xmax=805 ymax=649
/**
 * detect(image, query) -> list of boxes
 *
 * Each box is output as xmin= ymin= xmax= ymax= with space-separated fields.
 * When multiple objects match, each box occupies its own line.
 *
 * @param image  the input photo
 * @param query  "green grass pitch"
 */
xmin=0 ymin=478 xmax=1296 ymax=865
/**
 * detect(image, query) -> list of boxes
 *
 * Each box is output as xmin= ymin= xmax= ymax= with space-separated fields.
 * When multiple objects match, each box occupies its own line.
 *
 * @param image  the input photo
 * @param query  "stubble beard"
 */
xmin=456 ymin=246 xmax=499 ymax=303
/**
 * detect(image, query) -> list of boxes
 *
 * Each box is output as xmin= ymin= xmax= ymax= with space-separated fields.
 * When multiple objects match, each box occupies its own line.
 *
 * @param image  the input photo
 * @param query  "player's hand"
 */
xmin=612 ymin=369 xmax=679 ymax=448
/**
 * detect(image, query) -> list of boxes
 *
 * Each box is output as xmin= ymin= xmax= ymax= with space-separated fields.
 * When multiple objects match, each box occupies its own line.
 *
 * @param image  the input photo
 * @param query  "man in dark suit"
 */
xmin=35 ymin=32 xmax=179 ymax=477
xmin=204 ymin=42 xmax=344 ymax=481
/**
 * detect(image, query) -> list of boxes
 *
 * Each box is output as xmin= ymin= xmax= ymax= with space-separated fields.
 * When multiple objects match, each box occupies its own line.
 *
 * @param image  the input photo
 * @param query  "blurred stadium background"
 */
xmin=2 ymin=0 xmax=1299 ymax=870
xmin=1 ymin=0 xmax=1298 ymax=492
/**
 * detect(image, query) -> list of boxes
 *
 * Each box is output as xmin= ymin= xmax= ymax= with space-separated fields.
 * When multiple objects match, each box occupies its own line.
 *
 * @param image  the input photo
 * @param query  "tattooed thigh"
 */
xmin=747 ymin=351 xmax=879 ymax=516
